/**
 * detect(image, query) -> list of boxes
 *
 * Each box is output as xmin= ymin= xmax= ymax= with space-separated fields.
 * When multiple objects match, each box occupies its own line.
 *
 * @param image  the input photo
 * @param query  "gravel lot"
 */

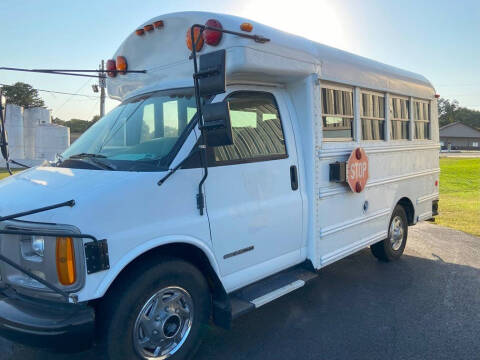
xmin=1 ymin=222 xmax=479 ymax=360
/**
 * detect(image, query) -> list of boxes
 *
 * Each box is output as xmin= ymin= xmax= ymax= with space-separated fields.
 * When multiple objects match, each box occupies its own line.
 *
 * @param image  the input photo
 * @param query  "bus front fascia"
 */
xmin=0 ymin=200 xmax=109 ymax=303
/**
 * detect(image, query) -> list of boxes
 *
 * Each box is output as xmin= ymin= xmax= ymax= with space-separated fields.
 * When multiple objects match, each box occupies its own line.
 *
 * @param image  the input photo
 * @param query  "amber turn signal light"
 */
xmin=186 ymin=27 xmax=204 ymax=51
xmin=56 ymin=237 xmax=76 ymax=286
xmin=240 ymin=22 xmax=253 ymax=32
xmin=116 ymin=56 xmax=128 ymax=75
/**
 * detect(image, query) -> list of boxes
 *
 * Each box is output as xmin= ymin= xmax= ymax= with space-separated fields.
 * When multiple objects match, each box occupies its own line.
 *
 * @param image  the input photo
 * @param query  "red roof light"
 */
xmin=203 ymin=19 xmax=223 ymax=46
xmin=106 ymin=59 xmax=116 ymax=77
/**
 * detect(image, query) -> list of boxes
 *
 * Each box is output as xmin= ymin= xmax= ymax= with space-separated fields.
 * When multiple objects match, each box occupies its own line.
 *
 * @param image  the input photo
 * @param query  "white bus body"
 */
xmin=0 ymin=12 xmax=439 ymax=359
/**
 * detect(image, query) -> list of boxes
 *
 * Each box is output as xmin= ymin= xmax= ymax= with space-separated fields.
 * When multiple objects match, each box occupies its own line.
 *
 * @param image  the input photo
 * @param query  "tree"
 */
xmin=437 ymin=97 xmax=480 ymax=129
xmin=437 ymin=98 xmax=458 ymax=127
xmin=1 ymin=82 xmax=45 ymax=108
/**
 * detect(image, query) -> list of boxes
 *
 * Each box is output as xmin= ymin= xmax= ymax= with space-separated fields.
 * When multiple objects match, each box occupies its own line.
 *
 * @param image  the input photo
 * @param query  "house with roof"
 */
xmin=439 ymin=122 xmax=480 ymax=150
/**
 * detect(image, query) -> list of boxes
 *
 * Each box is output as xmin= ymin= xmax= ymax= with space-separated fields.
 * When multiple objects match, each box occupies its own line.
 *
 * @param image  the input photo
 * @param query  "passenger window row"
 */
xmin=321 ymin=83 xmax=432 ymax=141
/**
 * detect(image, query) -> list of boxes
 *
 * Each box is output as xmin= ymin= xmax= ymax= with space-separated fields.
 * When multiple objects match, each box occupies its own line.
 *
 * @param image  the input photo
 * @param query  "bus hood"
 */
xmin=0 ymin=166 xmax=155 ymax=226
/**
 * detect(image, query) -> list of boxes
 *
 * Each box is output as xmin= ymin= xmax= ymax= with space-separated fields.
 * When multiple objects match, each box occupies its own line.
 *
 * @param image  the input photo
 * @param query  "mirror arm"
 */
xmin=193 ymin=67 xmax=220 ymax=79
xmin=189 ymin=21 xmax=269 ymax=215
xmin=9 ymin=159 xmax=30 ymax=169
xmin=190 ymin=25 xmax=210 ymax=216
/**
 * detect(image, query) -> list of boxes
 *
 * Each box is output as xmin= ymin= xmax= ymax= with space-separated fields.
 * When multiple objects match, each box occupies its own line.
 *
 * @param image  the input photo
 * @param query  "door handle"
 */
xmin=290 ymin=165 xmax=298 ymax=191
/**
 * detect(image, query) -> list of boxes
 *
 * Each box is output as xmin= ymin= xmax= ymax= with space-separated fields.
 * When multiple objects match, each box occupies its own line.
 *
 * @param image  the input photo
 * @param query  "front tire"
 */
xmin=371 ymin=205 xmax=408 ymax=262
xmin=99 ymin=257 xmax=211 ymax=360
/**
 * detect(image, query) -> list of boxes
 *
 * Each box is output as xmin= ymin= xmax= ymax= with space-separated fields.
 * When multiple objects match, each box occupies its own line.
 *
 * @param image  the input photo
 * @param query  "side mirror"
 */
xmin=201 ymin=101 xmax=233 ymax=147
xmin=197 ymin=49 xmax=226 ymax=97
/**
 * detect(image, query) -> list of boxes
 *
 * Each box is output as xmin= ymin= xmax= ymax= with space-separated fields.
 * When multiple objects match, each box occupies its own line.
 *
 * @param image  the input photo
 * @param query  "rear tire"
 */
xmin=371 ymin=205 xmax=408 ymax=262
xmin=98 ymin=257 xmax=211 ymax=360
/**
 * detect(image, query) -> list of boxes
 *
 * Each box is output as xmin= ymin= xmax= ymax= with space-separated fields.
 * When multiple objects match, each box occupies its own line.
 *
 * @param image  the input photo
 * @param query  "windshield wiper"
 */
xmin=158 ymin=149 xmax=198 ymax=186
xmin=70 ymin=153 xmax=108 ymax=159
xmin=68 ymin=153 xmax=116 ymax=170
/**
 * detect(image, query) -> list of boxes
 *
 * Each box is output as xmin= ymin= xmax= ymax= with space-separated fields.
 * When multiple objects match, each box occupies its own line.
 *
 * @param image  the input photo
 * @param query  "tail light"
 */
xmin=144 ymin=24 xmax=154 ymax=32
xmin=203 ymin=19 xmax=222 ymax=46
xmin=186 ymin=27 xmax=204 ymax=51
xmin=56 ymin=237 xmax=76 ymax=286
xmin=116 ymin=56 xmax=128 ymax=74
xmin=106 ymin=59 xmax=116 ymax=77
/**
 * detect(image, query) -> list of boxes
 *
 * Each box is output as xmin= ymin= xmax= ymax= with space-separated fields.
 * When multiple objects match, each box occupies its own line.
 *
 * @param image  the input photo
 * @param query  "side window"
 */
xmin=213 ymin=92 xmax=287 ymax=164
xmin=390 ymin=96 xmax=410 ymax=140
xmin=321 ymin=85 xmax=354 ymax=140
xmin=413 ymin=100 xmax=431 ymax=140
xmin=361 ymin=91 xmax=385 ymax=140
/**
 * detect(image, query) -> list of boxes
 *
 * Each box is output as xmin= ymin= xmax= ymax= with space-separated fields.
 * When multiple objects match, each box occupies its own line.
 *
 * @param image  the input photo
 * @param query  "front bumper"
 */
xmin=0 ymin=288 xmax=95 ymax=351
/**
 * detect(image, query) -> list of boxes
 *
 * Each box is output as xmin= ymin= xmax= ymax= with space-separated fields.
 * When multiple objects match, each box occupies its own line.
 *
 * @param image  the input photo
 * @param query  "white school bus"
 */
xmin=0 ymin=12 xmax=439 ymax=360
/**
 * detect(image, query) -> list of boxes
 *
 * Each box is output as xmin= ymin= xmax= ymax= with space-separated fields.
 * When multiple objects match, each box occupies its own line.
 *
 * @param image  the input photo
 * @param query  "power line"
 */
xmin=0 ymin=83 xmax=98 ymax=99
xmin=54 ymin=79 xmax=93 ymax=117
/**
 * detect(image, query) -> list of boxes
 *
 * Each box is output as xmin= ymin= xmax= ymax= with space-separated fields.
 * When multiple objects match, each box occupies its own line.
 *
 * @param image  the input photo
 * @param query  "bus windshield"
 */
xmin=61 ymin=88 xmax=198 ymax=171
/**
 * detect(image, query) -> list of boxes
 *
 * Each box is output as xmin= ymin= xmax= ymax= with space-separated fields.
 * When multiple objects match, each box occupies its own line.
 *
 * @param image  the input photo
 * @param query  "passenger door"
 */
xmin=204 ymin=90 xmax=303 ymax=290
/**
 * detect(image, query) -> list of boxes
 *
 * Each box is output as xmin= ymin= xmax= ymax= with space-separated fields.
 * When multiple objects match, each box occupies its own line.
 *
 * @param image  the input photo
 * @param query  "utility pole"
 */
xmin=99 ymin=60 xmax=106 ymax=118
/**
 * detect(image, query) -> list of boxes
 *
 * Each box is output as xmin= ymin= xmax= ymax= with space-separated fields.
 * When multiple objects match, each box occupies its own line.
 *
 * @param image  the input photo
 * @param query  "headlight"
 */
xmin=0 ymin=221 xmax=86 ymax=297
xmin=32 ymin=236 xmax=45 ymax=257
xmin=21 ymin=236 xmax=46 ymax=261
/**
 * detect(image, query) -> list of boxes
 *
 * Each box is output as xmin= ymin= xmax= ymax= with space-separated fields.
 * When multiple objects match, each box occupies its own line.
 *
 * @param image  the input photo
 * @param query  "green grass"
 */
xmin=436 ymin=158 xmax=480 ymax=236
xmin=0 ymin=169 xmax=13 ymax=180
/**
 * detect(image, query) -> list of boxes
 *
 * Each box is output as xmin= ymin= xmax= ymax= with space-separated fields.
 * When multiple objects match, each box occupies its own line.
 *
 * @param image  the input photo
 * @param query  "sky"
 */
xmin=1 ymin=0 xmax=479 ymax=121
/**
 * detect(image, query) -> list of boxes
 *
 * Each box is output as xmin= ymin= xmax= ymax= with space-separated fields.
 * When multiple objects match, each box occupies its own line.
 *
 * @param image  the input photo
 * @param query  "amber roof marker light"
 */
xmin=240 ymin=22 xmax=253 ymax=32
xmin=153 ymin=20 xmax=164 ymax=29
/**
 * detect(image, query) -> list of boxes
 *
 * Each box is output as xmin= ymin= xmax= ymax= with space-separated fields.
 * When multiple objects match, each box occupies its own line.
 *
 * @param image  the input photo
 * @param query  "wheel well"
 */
xmin=397 ymin=197 xmax=414 ymax=225
xmin=98 ymin=243 xmax=230 ymax=327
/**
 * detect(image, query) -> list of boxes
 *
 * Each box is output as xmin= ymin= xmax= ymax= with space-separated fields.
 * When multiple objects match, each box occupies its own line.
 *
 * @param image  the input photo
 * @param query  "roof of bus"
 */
xmin=107 ymin=11 xmax=435 ymax=101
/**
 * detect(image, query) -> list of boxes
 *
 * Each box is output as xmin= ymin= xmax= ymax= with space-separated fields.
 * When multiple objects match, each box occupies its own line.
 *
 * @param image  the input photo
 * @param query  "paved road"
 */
xmin=440 ymin=151 xmax=480 ymax=158
xmin=2 ymin=222 xmax=480 ymax=360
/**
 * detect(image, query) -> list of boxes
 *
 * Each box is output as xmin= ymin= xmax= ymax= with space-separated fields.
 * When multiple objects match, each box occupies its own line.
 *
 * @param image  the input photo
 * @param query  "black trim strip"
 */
xmin=0 ymin=229 xmax=99 ymax=243
xmin=223 ymin=246 xmax=254 ymax=259
xmin=0 ymin=200 xmax=75 ymax=223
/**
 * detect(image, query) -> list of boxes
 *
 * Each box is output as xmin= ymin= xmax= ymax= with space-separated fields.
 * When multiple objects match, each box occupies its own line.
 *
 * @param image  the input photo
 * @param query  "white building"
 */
xmin=0 ymin=104 xmax=70 ymax=167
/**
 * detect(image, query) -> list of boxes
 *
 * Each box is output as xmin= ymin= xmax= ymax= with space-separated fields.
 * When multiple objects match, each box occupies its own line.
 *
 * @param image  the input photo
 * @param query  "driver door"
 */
xmin=204 ymin=89 xmax=304 ymax=290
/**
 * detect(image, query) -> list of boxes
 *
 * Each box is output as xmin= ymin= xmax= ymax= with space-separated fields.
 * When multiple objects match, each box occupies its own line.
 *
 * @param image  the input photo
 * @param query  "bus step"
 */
xmin=230 ymin=262 xmax=318 ymax=319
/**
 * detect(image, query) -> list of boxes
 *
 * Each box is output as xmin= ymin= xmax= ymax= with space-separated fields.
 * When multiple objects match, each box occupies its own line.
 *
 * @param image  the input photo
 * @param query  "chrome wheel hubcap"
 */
xmin=133 ymin=286 xmax=194 ymax=359
xmin=389 ymin=215 xmax=404 ymax=251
